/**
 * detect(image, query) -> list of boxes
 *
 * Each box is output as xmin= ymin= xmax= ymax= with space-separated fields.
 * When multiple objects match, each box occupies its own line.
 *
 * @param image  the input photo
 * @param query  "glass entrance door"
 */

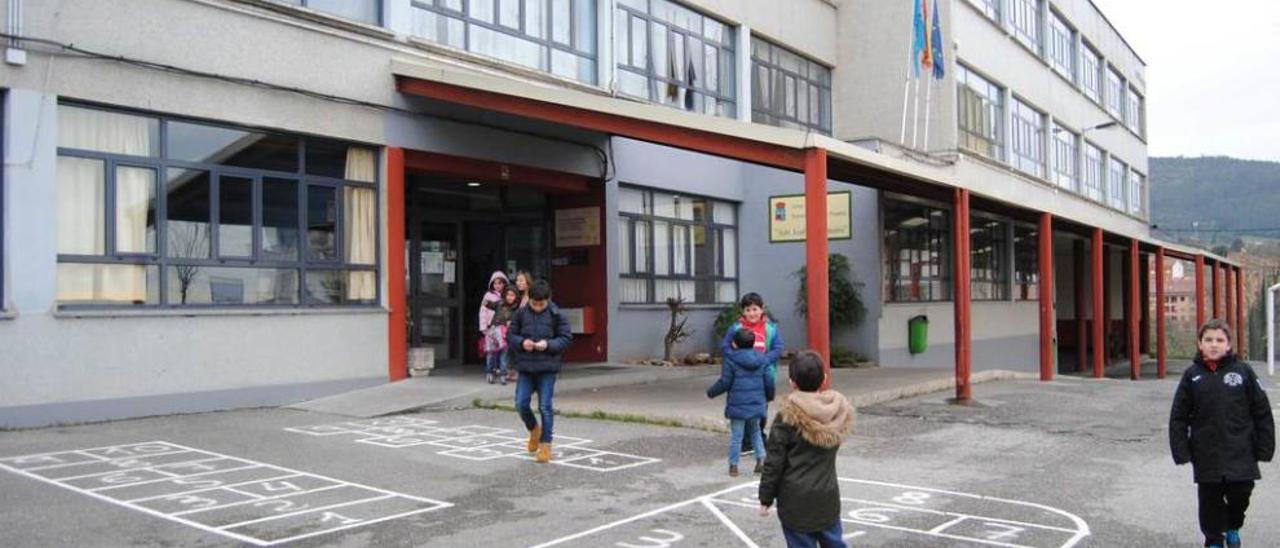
xmin=409 ymin=221 xmax=462 ymax=366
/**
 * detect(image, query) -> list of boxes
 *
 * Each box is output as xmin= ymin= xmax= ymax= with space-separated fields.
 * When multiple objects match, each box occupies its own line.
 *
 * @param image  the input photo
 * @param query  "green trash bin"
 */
xmin=908 ymin=315 xmax=929 ymax=355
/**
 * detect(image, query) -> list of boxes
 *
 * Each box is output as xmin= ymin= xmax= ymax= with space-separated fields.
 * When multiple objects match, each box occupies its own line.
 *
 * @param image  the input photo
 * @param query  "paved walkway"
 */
xmin=489 ymin=366 xmax=1037 ymax=432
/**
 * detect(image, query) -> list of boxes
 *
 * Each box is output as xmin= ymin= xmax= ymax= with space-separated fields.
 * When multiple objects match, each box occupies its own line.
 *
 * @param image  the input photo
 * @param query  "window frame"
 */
xmin=1009 ymin=96 xmax=1046 ymax=178
xmin=409 ymin=0 xmax=598 ymax=84
xmin=1080 ymin=42 xmax=1102 ymax=104
xmin=1082 ymin=141 xmax=1104 ymax=203
xmin=1126 ymin=86 xmax=1144 ymax=136
xmin=967 ymin=0 xmax=1000 ymax=22
xmin=956 ymin=64 xmax=1005 ymax=161
xmin=1106 ymin=155 xmax=1128 ymax=212
xmin=1105 ymin=65 xmax=1125 ymax=120
xmin=1128 ymin=169 xmax=1146 ymax=218
xmin=750 ymin=36 xmax=832 ymax=135
xmin=1013 ymin=223 xmax=1039 ymax=301
xmin=617 ymin=185 xmax=739 ymax=305
xmin=883 ymin=195 xmax=952 ymax=303
xmin=1009 ymin=0 xmax=1043 ymax=54
xmin=614 ymin=0 xmax=737 ymax=118
xmin=1051 ymin=122 xmax=1078 ymax=192
xmin=54 ymin=102 xmax=381 ymax=310
xmin=970 ymin=216 xmax=1009 ymax=301
xmin=1048 ymin=10 xmax=1075 ymax=82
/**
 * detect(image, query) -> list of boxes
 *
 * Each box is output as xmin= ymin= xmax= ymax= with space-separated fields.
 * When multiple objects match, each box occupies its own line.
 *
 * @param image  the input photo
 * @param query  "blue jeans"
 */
xmin=782 ymin=521 xmax=846 ymax=548
xmin=484 ymin=350 xmax=509 ymax=376
xmin=514 ymin=371 xmax=557 ymax=443
xmin=728 ymin=417 xmax=765 ymax=466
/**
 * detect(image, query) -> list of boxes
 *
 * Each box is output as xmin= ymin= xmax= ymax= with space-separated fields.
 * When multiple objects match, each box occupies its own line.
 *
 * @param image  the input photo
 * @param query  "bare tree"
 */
xmin=169 ymin=222 xmax=209 ymax=304
xmin=663 ymin=293 xmax=693 ymax=362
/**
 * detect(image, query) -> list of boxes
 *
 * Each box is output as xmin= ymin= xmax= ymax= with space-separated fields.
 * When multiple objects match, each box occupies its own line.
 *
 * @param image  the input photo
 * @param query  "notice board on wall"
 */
xmin=555 ymin=207 xmax=601 ymax=247
xmin=768 ymin=191 xmax=852 ymax=242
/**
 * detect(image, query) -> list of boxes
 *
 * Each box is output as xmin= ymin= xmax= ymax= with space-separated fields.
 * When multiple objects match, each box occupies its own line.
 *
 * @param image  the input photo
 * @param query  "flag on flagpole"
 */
xmin=930 ymin=0 xmax=945 ymax=80
xmin=921 ymin=0 xmax=934 ymax=74
xmin=911 ymin=0 xmax=926 ymax=78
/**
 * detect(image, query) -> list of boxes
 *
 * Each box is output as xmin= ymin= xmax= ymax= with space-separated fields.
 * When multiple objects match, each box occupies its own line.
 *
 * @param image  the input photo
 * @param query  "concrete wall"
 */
xmin=878 ymin=299 xmax=1040 ymax=373
xmin=605 ymin=137 xmax=881 ymax=363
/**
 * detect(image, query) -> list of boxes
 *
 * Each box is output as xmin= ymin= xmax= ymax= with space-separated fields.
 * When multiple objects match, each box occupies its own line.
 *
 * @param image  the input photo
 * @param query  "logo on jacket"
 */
xmin=1224 ymin=372 xmax=1244 ymax=387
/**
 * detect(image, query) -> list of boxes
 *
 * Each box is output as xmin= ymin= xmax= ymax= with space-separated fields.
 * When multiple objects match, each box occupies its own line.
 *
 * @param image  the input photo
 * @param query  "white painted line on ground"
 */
xmin=0 ymin=441 xmax=453 ymax=546
xmin=170 ymin=484 xmax=349 ymax=517
xmin=530 ymin=482 xmax=758 ymax=548
xmin=839 ymin=497 xmax=1080 ymax=533
xmin=700 ymin=498 xmax=761 ymax=548
xmin=88 ymin=461 xmax=258 ymax=492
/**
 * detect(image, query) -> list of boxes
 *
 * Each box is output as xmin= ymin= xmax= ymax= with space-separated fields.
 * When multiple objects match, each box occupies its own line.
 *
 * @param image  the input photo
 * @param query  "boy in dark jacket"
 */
xmin=507 ymin=280 xmax=573 ymax=463
xmin=707 ymin=328 xmax=775 ymax=476
xmin=1170 ymin=319 xmax=1274 ymax=548
xmin=759 ymin=351 xmax=855 ymax=548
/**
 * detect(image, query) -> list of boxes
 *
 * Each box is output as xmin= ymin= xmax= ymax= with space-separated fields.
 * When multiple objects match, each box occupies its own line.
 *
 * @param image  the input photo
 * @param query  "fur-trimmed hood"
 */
xmin=779 ymin=390 xmax=855 ymax=448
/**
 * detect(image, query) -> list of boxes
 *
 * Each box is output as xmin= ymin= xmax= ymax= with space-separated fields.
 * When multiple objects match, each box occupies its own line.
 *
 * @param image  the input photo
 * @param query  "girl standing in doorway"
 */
xmin=479 ymin=271 xmax=509 ymax=384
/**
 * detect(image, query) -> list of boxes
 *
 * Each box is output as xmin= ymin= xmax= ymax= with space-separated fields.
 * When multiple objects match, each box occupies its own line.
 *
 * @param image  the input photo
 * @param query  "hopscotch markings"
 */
xmin=0 ymin=441 xmax=452 ymax=546
xmin=533 ymin=478 xmax=1090 ymax=548
xmin=285 ymin=418 xmax=661 ymax=473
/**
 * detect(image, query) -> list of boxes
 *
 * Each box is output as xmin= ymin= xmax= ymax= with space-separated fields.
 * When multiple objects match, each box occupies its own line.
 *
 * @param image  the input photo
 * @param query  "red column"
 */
xmin=1226 ymin=267 xmax=1235 ymax=328
xmin=1129 ymin=240 xmax=1140 ymax=380
xmin=804 ymin=148 xmax=831 ymax=389
xmin=387 ymin=147 xmax=408 ymax=382
xmin=1102 ymin=247 xmax=1111 ymax=365
xmin=1213 ymin=262 xmax=1222 ymax=319
xmin=1195 ymin=255 xmax=1206 ymax=328
xmin=1092 ymin=229 xmax=1105 ymax=378
xmin=1156 ymin=248 xmax=1167 ymax=378
xmin=1237 ymin=266 xmax=1247 ymax=357
xmin=1074 ymin=240 xmax=1087 ymax=373
xmin=954 ymin=188 xmax=973 ymax=400
xmin=1038 ymin=214 xmax=1055 ymax=381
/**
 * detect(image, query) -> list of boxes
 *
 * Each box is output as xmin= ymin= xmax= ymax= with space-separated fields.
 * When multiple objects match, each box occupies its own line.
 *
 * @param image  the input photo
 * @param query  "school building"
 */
xmin=0 ymin=0 xmax=1244 ymax=427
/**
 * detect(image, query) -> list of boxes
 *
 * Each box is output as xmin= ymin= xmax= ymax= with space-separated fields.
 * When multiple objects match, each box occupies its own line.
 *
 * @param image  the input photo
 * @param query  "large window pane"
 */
xmin=884 ymin=198 xmax=950 ymax=302
xmin=344 ymin=187 xmax=376 ymax=265
xmin=56 ymin=157 xmax=105 ymax=255
xmin=116 ymin=166 xmax=157 ymax=254
xmin=169 ymin=266 xmax=299 ymax=305
xmin=57 ymin=264 xmax=158 ymax=305
xmin=305 ymin=270 xmax=372 ymax=304
xmin=653 ymin=221 xmax=670 ymax=275
xmin=263 ymin=178 xmax=300 ymax=261
xmin=750 ymin=36 xmax=831 ymax=134
xmin=167 ymin=121 xmax=299 ymax=173
xmin=615 ymin=0 xmax=735 ymax=118
xmin=970 ymin=219 xmax=1008 ymax=301
xmin=166 ymin=168 xmax=211 ymax=259
xmin=957 ymin=65 xmax=1004 ymax=161
xmin=1014 ymin=225 xmax=1039 ymax=300
xmin=1010 ymin=98 xmax=1045 ymax=177
xmin=307 ymin=185 xmax=338 ymax=261
xmin=219 ymin=175 xmax=253 ymax=258
xmin=58 ymin=105 xmax=158 ymax=157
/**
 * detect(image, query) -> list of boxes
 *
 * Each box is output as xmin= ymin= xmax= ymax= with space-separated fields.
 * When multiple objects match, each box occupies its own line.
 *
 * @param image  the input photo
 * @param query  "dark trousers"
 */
xmin=1197 ymin=480 xmax=1254 ymax=546
xmin=514 ymin=371 xmax=557 ymax=443
xmin=782 ymin=520 xmax=846 ymax=548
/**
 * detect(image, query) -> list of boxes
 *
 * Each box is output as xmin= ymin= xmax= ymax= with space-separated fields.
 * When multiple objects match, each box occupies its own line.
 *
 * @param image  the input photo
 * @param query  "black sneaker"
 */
xmin=753 ymin=461 xmax=764 ymax=474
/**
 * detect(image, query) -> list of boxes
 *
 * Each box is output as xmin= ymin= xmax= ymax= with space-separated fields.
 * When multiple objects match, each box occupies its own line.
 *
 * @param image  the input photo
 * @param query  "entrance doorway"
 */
xmin=405 ymin=178 xmax=551 ymax=368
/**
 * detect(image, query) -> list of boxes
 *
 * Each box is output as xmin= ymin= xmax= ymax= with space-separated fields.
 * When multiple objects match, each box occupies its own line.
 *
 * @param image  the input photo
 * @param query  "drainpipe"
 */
xmin=5 ymin=0 xmax=25 ymax=66
xmin=1268 ymin=281 xmax=1280 ymax=376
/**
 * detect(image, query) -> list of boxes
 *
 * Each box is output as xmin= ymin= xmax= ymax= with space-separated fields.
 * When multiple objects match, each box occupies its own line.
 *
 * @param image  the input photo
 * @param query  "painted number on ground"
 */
xmin=0 ymin=442 xmax=452 ymax=546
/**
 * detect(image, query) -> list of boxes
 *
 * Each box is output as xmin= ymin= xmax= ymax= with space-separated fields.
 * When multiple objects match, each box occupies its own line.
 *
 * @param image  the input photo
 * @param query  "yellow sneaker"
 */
xmin=526 ymin=426 xmax=541 ymax=453
xmin=535 ymin=442 xmax=552 ymax=463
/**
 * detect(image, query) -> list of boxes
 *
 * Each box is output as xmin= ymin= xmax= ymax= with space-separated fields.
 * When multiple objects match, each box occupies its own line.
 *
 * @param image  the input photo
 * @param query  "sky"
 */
xmin=1089 ymin=0 xmax=1280 ymax=162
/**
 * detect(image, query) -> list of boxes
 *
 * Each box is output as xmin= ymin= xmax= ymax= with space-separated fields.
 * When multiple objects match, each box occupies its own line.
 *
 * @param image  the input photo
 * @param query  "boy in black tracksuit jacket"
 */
xmin=1169 ymin=319 xmax=1274 ymax=548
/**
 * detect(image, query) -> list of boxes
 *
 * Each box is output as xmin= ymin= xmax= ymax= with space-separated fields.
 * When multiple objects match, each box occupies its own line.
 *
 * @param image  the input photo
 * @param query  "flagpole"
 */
xmin=900 ymin=17 xmax=916 ymax=145
xmin=922 ymin=78 xmax=933 ymax=151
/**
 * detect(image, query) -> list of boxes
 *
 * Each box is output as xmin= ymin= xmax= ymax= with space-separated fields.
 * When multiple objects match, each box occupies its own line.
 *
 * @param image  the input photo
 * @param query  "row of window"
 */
xmin=957 ymin=64 xmax=1147 ymax=218
xmin=272 ymin=0 xmax=833 ymax=135
xmin=617 ymin=186 xmax=738 ymax=304
xmin=54 ymin=104 xmax=380 ymax=308
xmin=883 ymin=197 xmax=1040 ymax=304
xmin=968 ymin=0 xmax=1145 ymax=138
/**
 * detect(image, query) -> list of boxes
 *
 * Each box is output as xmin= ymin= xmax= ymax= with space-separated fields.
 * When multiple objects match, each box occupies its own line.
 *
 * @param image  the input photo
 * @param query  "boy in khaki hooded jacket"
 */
xmin=758 ymin=351 xmax=856 ymax=547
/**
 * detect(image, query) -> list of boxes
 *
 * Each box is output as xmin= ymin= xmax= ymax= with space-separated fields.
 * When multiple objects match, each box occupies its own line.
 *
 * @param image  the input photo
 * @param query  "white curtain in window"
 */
xmin=57 ymin=157 xmax=106 ymax=255
xmin=344 ymin=147 xmax=377 ymax=182
xmin=58 ymin=106 xmax=154 ymax=156
xmin=116 ymin=166 xmax=155 ymax=254
xmin=56 ymin=263 xmax=149 ymax=304
xmin=344 ymin=187 xmax=377 ymax=300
